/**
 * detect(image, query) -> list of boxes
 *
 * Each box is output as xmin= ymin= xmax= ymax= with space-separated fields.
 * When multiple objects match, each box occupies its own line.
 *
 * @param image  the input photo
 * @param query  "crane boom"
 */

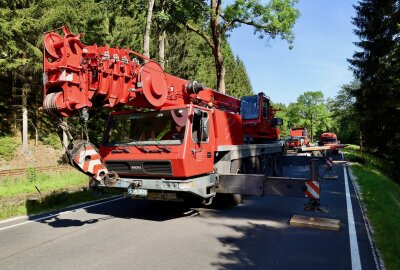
xmin=42 ymin=26 xmax=240 ymax=117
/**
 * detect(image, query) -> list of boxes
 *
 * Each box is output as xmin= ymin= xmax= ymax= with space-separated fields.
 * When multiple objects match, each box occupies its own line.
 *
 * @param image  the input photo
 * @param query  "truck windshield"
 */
xmin=322 ymin=138 xmax=337 ymax=143
xmin=241 ymin=96 xmax=260 ymax=120
xmin=103 ymin=109 xmax=188 ymax=145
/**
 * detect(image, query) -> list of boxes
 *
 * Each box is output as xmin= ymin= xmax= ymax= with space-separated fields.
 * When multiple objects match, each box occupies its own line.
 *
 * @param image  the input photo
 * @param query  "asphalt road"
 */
xmin=0 ymin=154 xmax=378 ymax=270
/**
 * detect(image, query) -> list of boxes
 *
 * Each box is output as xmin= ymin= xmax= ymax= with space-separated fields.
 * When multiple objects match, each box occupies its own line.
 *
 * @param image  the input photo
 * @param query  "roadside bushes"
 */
xmin=42 ymin=133 xmax=61 ymax=149
xmin=0 ymin=136 xmax=19 ymax=160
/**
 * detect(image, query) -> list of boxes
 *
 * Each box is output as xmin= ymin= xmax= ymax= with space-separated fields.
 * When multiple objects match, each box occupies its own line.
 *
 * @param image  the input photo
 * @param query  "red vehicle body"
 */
xmin=318 ymin=132 xmax=338 ymax=146
xmin=317 ymin=132 xmax=348 ymax=154
xmin=42 ymin=26 xmax=284 ymax=204
xmin=241 ymin=93 xmax=281 ymax=142
xmin=287 ymin=128 xmax=309 ymax=149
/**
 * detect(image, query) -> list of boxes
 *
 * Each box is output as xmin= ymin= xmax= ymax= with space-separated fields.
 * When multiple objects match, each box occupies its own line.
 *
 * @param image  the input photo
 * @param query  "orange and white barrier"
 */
xmin=326 ymin=157 xmax=333 ymax=172
xmin=305 ymin=180 xmax=320 ymax=199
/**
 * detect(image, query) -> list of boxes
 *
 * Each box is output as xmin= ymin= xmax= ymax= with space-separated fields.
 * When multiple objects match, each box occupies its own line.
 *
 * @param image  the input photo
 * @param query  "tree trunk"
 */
xmin=22 ymin=84 xmax=30 ymax=155
xmin=143 ymin=0 xmax=155 ymax=58
xmin=210 ymin=0 xmax=225 ymax=93
xmin=158 ymin=29 xmax=166 ymax=69
xmin=215 ymin=53 xmax=225 ymax=93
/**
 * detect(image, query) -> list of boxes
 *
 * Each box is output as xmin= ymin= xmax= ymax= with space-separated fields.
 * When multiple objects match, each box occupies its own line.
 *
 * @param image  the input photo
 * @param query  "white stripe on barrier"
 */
xmin=305 ymin=182 xmax=320 ymax=199
xmin=78 ymin=149 xmax=98 ymax=164
xmin=88 ymin=159 xmax=102 ymax=173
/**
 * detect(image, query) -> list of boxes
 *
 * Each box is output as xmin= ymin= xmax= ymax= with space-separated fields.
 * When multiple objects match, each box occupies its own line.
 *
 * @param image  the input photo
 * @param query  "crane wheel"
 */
xmin=215 ymin=159 xmax=243 ymax=206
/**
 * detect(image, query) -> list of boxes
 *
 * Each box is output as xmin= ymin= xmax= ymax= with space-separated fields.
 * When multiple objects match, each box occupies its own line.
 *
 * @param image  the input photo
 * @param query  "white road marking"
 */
xmin=0 ymin=196 xmax=124 ymax=232
xmin=344 ymin=165 xmax=362 ymax=270
xmin=0 ymin=215 xmax=26 ymax=225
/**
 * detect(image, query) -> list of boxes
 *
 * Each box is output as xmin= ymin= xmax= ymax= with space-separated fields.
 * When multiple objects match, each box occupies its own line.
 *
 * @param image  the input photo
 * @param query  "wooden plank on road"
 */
xmin=290 ymin=215 xmax=340 ymax=231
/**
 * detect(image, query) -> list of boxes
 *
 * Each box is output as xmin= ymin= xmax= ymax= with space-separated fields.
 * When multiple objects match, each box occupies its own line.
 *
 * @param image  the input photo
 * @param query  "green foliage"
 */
xmin=283 ymin=91 xmax=331 ymax=142
xmin=223 ymin=0 xmax=300 ymax=48
xmin=164 ymin=27 xmax=252 ymax=96
xmin=349 ymin=0 xmax=400 ymax=179
xmin=42 ymin=133 xmax=61 ymax=149
xmin=181 ymin=0 xmax=299 ymax=91
xmin=224 ymin=46 xmax=253 ymax=97
xmin=26 ymin=167 xmax=37 ymax=183
xmin=328 ymin=82 xmax=360 ymax=144
xmin=273 ymin=102 xmax=290 ymax=136
xmin=0 ymin=136 xmax=19 ymax=160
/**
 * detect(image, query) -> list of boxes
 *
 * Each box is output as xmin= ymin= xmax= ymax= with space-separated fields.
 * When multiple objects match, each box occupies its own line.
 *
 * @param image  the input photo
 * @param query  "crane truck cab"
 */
xmin=241 ymin=92 xmax=283 ymax=143
xmin=318 ymin=132 xmax=338 ymax=146
xmin=287 ymin=127 xmax=309 ymax=150
xmin=100 ymin=104 xmax=242 ymax=180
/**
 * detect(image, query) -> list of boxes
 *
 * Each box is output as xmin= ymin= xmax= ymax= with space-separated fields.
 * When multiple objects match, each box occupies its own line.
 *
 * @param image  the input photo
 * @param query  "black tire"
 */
xmin=274 ymin=153 xmax=283 ymax=176
xmin=229 ymin=159 xmax=243 ymax=205
xmin=266 ymin=155 xmax=274 ymax=176
xmin=215 ymin=159 xmax=243 ymax=206
xmin=231 ymin=193 xmax=243 ymax=205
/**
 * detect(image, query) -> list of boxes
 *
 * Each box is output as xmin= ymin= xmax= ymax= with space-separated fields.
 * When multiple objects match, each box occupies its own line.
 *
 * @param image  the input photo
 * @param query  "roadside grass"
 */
xmin=343 ymin=146 xmax=400 ymax=270
xmin=0 ymin=170 xmax=88 ymax=198
xmin=0 ymin=170 xmax=122 ymax=220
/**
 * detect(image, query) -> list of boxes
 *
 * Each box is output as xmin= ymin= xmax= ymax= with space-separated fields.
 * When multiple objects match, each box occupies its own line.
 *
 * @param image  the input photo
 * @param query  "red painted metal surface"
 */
xmin=288 ymin=127 xmax=309 ymax=148
xmin=42 ymin=26 xmax=240 ymax=117
xmin=241 ymin=93 xmax=280 ymax=141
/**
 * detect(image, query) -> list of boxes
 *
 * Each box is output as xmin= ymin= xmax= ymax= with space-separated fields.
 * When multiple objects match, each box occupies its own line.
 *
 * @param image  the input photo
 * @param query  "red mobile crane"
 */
xmin=287 ymin=127 xmax=309 ymax=149
xmin=42 ymin=26 xmax=318 ymax=205
xmin=318 ymin=133 xmax=338 ymax=146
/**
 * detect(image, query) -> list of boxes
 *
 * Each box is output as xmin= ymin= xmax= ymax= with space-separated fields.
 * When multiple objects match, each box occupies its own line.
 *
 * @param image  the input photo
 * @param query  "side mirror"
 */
xmin=271 ymin=118 xmax=283 ymax=127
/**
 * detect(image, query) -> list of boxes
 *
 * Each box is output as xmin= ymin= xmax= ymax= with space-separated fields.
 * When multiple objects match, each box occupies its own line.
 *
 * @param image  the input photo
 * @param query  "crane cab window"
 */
xmin=241 ymin=96 xmax=260 ymax=120
xmin=192 ymin=109 xmax=209 ymax=143
xmin=262 ymin=99 xmax=269 ymax=118
xmin=103 ymin=109 xmax=188 ymax=145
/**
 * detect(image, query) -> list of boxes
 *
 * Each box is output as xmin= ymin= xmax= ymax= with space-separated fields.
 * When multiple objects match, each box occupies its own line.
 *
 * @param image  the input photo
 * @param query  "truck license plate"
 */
xmin=131 ymin=189 xmax=148 ymax=197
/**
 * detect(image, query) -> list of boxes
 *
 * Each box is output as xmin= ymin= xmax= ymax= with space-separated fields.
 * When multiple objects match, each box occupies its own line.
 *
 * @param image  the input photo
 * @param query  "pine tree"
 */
xmin=349 ymin=0 xmax=400 ymax=178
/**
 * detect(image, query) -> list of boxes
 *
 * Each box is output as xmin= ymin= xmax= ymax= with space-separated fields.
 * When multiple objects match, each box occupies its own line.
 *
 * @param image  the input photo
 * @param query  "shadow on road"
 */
xmin=211 ymin=222 xmax=278 ymax=269
xmin=39 ymin=215 xmax=106 ymax=228
xmin=28 ymin=197 xmax=202 ymax=228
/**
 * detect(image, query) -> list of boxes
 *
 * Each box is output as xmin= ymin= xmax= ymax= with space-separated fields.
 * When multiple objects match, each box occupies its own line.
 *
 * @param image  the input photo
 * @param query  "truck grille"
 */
xmin=105 ymin=162 xmax=130 ymax=174
xmin=143 ymin=161 xmax=172 ymax=174
xmin=105 ymin=160 xmax=172 ymax=175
